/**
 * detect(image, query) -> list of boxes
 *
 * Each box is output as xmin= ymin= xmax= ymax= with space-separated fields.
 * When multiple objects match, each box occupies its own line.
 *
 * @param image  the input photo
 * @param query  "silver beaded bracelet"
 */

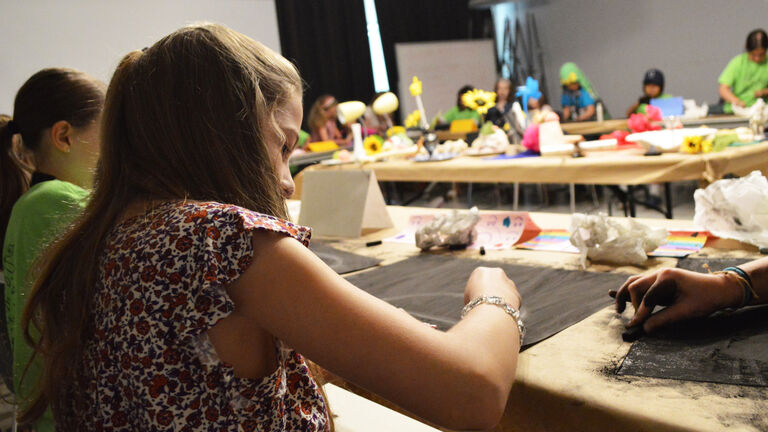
xmin=461 ymin=295 xmax=525 ymax=346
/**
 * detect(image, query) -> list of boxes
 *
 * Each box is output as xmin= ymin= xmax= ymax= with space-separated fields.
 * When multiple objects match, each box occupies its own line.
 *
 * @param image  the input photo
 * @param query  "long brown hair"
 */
xmin=0 ymin=68 xmax=104 ymax=260
xmin=20 ymin=24 xmax=302 ymax=425
xmin=308 ymin=94 xmax=336 ymax=135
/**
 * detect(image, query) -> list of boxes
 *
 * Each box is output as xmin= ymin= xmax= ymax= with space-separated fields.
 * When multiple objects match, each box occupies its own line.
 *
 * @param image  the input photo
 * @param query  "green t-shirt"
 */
xmin=443 ymin=106 xmax=481 ymax=125
xmin=718 ymin=53 xmax=768 ymax=114
xmin=2 ymin=179 xmax=88 ymax=432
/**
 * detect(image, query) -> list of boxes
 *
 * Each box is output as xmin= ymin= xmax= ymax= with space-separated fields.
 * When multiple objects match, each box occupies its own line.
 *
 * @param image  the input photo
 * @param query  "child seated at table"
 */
xmin=439 ymin=84 xmax=482 ymax=127
xmin=560 ymin=62 xmax=597 ymax=122
xmin=626 ymin=68 xmax=672 ymax=117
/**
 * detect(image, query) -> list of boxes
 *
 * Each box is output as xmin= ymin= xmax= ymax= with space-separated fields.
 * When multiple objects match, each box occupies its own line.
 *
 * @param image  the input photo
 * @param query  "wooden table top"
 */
xmin=294 ymin=203 xmax=767 ymax=431
xmin=300 ymin=142 xmax=768 ymax=187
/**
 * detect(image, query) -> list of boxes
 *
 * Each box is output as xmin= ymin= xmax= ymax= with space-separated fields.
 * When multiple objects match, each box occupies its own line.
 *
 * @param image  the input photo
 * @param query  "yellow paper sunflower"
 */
xmin=681 ymin=136 xmax=702 ymax=154
xmin=701 ymin=139 xmax=713 ymax=153
xmin=409 ymin=76 xmax=423 ymax=97
xmin=363 ymin=135 xmax=384 ymax=155
xmin=405 ymin=110 xmax=421 ymax=128
xmin=461 ymin=89 xmax=497 ymax=115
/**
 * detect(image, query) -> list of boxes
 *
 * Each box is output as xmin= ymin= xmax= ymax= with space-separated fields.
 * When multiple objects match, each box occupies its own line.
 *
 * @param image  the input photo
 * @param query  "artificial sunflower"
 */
xmin=701 ymin=139 xmax=713 ymax=153
xmin=386 ymin=126 xmax=406 ymax=137
xmin=405 ymin=110 xmax=421 ymax=128
xmin=681 ymin=135 xmax=703 ymax=154
xmin=363 ymin=135 xmax=384 ymax=155
xmin=409 ymin=76 xmax=423 ymax=97
xmin=461 ymin=89 xmax=496 ymax=115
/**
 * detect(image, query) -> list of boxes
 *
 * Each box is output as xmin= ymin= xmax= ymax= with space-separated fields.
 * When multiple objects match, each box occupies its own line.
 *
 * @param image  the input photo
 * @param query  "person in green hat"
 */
xmin=718 ymin=29 xmax=768 ymax=114
xmin=559 ymin=62 xmax=598 ymax=122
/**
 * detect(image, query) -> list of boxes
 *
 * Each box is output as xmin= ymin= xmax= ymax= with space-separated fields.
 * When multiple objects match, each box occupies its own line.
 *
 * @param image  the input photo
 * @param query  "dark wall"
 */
xmin=276 ymin=0 xmax=492 ymax=128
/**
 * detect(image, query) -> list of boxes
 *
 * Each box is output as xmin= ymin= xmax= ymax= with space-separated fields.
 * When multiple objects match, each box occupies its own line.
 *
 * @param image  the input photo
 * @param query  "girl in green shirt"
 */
xmin=441 ymin=84 xmax=482 ymax=126
xmin=718 ymin=29 xmax=768 ymax=114
xmin=1 ymin=68 xmax=104 ymax=432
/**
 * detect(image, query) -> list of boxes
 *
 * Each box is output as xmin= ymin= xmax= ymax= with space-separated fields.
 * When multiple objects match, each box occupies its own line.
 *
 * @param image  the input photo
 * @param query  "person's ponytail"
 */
xmin=0 ymin=114 xmax=31 ymax=258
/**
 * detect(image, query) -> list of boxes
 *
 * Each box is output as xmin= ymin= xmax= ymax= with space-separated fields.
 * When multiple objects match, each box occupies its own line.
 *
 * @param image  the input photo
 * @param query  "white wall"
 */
xmin=495 ymin=0 xmax=768 ymax=116
xmin=0 ymin=0 xmax=280 ymax=113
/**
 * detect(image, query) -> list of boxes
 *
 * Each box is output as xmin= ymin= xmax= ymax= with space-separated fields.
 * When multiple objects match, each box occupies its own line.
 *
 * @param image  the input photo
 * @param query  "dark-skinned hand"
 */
xmin=609 ymin=268 xmax=743 ymax=333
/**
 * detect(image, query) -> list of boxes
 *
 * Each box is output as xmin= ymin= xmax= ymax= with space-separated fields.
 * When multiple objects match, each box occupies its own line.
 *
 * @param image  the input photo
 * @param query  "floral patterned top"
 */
xmin=59 ymin=201 xmax=329 ymax=431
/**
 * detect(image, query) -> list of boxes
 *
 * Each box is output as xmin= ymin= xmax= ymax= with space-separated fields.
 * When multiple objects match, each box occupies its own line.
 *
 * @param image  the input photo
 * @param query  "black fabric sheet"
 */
xmin=616 ymin=256 xmax=768 ymax=386
xmin=309 ymin=242 xmax=381 ymax=275
xmin=344 ymin=254 xmax=630 ymax=348
xmin=617 ymin=307 xmax=768 ymax=386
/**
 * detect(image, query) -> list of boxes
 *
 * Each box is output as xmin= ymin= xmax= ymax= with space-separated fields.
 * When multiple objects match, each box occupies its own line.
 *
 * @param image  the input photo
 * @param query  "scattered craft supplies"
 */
xmin=385 ymin=212 xmax=541 ymax=250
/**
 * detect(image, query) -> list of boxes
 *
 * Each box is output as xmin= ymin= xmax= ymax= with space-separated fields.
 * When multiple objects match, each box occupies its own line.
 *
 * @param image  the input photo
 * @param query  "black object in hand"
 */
xmin=622 ymin=325 xmax=645 ymax=342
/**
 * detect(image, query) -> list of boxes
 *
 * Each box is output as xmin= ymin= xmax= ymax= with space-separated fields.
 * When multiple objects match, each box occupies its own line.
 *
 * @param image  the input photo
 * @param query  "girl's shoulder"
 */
xmin=10 ymin=180 xmax=88 ymax=223
xmin=115 ymin=200 xmax=311 ymax=247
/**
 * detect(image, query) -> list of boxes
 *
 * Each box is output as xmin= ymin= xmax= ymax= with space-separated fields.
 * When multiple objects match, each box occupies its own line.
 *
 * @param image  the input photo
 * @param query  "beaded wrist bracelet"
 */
xmin=461 ymin=295 xmax=525 ymax=347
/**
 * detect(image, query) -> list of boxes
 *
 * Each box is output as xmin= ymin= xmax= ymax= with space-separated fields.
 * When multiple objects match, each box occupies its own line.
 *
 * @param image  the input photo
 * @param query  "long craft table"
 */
xmin=299 ymin=142 xmax=768 ymax=191
xmin=560 ymin=118 xmax=628 ymax=135
xmin=295 ymin=204 xmax=768 ymax=432
xmin=559 ymin=115 xmax=749 ymax=136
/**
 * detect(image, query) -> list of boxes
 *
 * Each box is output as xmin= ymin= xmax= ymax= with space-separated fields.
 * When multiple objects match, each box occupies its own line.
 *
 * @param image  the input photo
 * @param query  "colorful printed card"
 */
xmin=647 ymin=231 xmax=708 ymax=258
xmin=516 ymin=229 xmax=579 ymax=253
xmin=517 ymin=229 xmax=708 ymax=258
xmin=384 ymin=212 xmax=541 ymax=250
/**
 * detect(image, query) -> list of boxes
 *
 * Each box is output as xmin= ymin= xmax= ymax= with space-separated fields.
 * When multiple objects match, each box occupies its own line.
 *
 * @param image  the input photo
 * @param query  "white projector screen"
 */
xmin=395 ymin=39 xmax=497 ymax=124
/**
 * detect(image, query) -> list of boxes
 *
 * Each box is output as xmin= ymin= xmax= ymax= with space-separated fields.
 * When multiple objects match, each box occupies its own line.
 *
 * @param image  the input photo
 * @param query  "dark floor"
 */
xmin=380 ymin=181 xmax=698 ymax=220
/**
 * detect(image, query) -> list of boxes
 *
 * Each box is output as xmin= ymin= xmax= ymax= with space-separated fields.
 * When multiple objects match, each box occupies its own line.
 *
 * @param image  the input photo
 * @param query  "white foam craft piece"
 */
xmin=625 ymin=127 xmax=718 ymax=152
xmin=580 ymin=138 xmax=618 ymax=150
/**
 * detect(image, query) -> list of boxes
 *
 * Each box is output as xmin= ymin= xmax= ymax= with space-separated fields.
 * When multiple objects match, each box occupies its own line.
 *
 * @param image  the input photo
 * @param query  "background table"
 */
xmin=299 ymin=204 xmax=767 ymax=432
xmin=296 ymin=142 xmax=768 ymax=218
xmin=560 ymin=118 xmax=628 ymax=135
xmin=302 ymin=143 xmax=768 ymax=186
xmin=559 ymin=115 xmax=749 ymax=136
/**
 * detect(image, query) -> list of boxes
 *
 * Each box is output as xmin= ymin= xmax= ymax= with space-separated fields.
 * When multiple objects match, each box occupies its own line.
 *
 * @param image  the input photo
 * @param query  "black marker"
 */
xmin=366 ymin=240 xmax=383 ymax=247
xmin=480 ymin=246 xmax=486 ymax=255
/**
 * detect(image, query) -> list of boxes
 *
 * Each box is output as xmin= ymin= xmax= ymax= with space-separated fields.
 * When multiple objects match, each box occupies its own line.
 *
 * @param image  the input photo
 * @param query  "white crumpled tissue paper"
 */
xmin=694 ymin=170 xmax=768 ymax=248
xmin=569 ymin=213 xmax=668 ymax=268
xmin=415 ymin=207 xmax=480 ymax=251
